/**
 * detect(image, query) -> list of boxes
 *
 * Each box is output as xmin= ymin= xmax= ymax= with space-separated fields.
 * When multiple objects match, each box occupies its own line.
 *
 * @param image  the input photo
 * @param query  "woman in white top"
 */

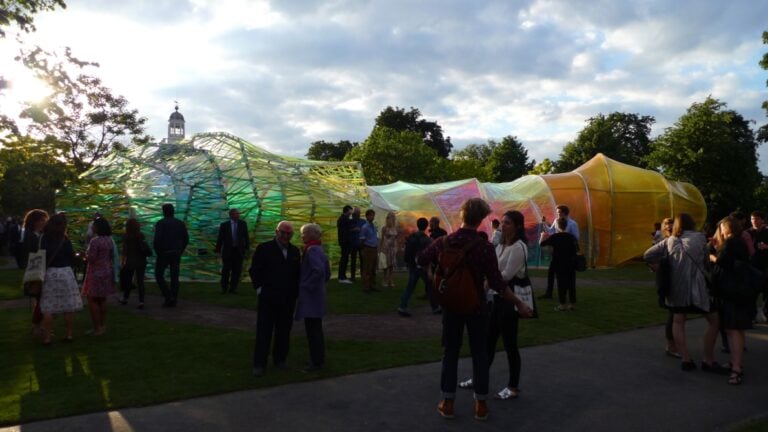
xmin=459 ymin=210 xmax=528 ymax=400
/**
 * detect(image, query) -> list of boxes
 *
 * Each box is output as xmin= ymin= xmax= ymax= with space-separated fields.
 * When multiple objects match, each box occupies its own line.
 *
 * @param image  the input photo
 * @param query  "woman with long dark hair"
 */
xmin=118 ymin=218 xmax=149 ymax=309
xmin=39 ymin=213 xmax=82 ymax=344
xmin=82 ymin=217 xmax=117 ymax=335
xmin=21 ymin=209 xmax=49 ymax=337
xmin=459 ymin=210 xmax=529 ymax=400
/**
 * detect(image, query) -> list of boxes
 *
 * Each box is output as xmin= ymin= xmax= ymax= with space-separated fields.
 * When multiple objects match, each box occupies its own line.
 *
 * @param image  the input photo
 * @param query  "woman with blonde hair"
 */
xmin=710 ymin=216 xmax=755 ymax=384
xmin=380 ymin=211 xmax=399 ymax=288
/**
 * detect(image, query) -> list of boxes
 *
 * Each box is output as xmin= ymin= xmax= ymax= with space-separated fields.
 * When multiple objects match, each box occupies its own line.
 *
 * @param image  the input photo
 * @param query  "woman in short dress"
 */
xmin=39 ymin=213 xmax=83 ymax=344
xmin=380 ymin=211 xmax=398 ymax=288
xmin=82 ymin=217 xmax=117 ymax=335
xmin=295 ymin=223 xmax=331 ymax=372
xmin=710 ymin=216 xmax=755 ymax=384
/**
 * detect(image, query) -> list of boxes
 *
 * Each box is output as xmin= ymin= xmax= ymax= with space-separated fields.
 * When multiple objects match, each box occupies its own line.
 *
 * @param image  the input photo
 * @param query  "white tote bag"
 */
xmin=22 ymin=236 xmax=46 ymax=283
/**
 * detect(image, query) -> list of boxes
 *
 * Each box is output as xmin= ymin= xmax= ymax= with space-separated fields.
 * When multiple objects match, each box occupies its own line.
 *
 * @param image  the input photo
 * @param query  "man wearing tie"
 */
xmin=215 ymin=208 xmax=250 ymax=294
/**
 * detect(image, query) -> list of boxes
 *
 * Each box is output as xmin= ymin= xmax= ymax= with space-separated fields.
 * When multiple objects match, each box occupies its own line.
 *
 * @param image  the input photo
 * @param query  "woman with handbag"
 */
xmin=118 ymin=218 xmax=150 ymax=309
xmin=709 ymin=216 xmax=755 ymax=384
xmin=82 ymin=217 xmax=117 ymax=336
xmin=644 ymin=213 xmax=722 ymax=372
xmin=459 ymin=210 xmax=530 ymax=400
xmin=39 ymin=213 xmax=83 ymax=344
xmin=21 ymin=209 xmax=49 ymax=337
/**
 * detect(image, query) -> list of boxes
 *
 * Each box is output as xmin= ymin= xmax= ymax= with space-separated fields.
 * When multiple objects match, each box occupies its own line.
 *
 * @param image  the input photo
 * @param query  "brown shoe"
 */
xmin=474 ymin=400 xmax=489 ymax=421
xmin=437 ymin=399 xmax=455 ymax=419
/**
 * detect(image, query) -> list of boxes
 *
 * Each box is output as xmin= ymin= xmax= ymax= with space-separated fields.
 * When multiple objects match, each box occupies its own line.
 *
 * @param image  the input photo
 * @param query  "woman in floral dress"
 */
xmin=82 ymin=217 xmax=117 ymax=336
xmin=380 ymin=212 xmax=399 ymax=288
xmin=39 ymin=213 xmax=83 ymax=344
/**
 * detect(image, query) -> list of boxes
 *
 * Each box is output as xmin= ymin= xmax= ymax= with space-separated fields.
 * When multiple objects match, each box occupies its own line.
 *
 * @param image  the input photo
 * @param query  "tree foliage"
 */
xmin=0 ymin=0 xmax=66 ymax=37
xmin=16 ymin=46 xmax=148 ymax=173
xmin=305 ymin=140 xmax=357 ymax=161
xmin=530 ymin=158 xmax=555 ymax=175
xmin=0 ymin=134 xmax=75 ymax=215
xmin=487 ymin=135 xmax=534 ymax=182
xmin=374 ymin=106 xmax=452 ymax=158
xmin=452 ymin=143 xmax=493 ymax=165
xmin=647 ymin=97 xmax=761 ymax=222
xmin=555 ymin=112 xmax=655 ymax=173
xmin=345 ymin=126 xmax=442 ymax=185
xmin=758 ymin=30 xmax=768 ymax=143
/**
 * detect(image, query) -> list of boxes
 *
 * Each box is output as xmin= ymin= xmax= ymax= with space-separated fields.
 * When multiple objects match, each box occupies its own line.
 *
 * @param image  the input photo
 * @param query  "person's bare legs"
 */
xmin=64 ymin=312 xmax=74 ymax=339
xmin=672 ymin=313 xmax=690 ymax=361
xmin=702 ymin=312 xmax=719 ymax=364
xmin=41 ymin=313 xmax=53 ymax=344
xmin=97 ymin=301 xmax=107 ymax=334
xmin=87 ymin=297 xmax=101 ymax=332
xmin=726 ymin=329 xmax=744 ymax=370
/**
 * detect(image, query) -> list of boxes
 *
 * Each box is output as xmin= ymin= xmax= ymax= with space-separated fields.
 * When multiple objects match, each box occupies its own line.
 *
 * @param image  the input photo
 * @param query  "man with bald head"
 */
xmin=249 ymin=221 xmax=301 ymax=376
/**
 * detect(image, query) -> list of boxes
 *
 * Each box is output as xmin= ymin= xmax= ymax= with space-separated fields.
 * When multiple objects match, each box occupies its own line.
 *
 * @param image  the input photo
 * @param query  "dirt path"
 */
xmin=3 ymin=275 xmax=653 ymax=341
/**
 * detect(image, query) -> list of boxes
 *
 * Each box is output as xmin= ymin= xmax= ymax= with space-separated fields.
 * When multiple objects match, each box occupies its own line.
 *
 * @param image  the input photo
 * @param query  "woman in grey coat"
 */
xmin=296 ymin=223 xmax=331 ymax=372
xmin=644 ymin=213 xmax=721 ymax=372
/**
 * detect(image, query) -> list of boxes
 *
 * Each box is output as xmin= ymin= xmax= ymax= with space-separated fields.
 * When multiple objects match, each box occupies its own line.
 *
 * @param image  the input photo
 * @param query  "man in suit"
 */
xmin=215 ymin=208 xmax=250 ymax=294
xmin=153 ymin=203 xmax=189 ymax=307
xmin=249 ymin=220 xmax=301 ymax=376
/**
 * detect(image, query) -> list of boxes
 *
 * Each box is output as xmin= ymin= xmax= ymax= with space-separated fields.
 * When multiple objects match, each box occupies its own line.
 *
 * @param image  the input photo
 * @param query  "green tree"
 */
xmin=374 ymin=106 xmax=452 ymax=158
xmin=0 ymin=0 xmax=66 ymax=37
xmin=345 ymin=126 xmax=442 ymax=185
xmin=452 ymin=143 xmax=494 ymax=165
xmin=305 ymin=140 xmax=357 ymax=161
xmin=647 ymin=97 xmax=761 ymax=222
xmin=487 ymin=135 xmax=534 ymax=182
xmin=758 ymin=31 xmax=768 ymax=143
xmin=556 ymin=112 xmax=655 ymax=173
xmin=443 ymin=158 xmax=492 ymax=182
xmin=530 ymin=158 xmax=555 ymax=175
xmin=17 ymin=46 xmax=148 ymax=173
xmin=0 ymin=135 xmax=74 ymax=214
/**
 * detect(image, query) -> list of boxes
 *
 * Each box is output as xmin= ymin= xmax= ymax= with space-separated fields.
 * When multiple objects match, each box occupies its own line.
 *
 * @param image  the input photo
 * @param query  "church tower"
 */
xmin=167 ymin=103 xmax=185 ymax=144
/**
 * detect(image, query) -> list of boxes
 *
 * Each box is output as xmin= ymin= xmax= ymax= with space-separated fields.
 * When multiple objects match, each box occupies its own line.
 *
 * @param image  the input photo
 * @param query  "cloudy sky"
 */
xmin=1 ymin=0 xmax=767 ymax=170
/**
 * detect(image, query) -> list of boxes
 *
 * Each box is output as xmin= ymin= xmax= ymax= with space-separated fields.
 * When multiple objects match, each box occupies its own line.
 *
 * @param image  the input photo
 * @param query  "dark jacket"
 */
xmin=337 ymin=214 xmax=351 ymax=246
xmin=404 ymin=230 xmax=431 ymax=269
xmin=122 ymin=233 xmax=149 ymax=269
xmin=153 ymin=217 xmax=189 ymax=255
xmin=541 ymin=232 xmax=578 ymax=271
xmin=249 ymin=238 xmax=301 ymax=304
xmin=20 ymin=230 xmax=42 ymax=269
xmin=215 ymin=219 xmax=249 ymax=257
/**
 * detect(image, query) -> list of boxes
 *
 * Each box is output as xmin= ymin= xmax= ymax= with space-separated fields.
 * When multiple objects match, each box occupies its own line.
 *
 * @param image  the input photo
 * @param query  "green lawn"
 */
xmin=0 ymin=261 xmax=666 ymax=426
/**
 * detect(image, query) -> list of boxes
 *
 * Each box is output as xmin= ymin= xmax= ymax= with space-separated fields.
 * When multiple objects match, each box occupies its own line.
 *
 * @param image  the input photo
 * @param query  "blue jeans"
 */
xmin=399 ymin=266 xmax=437 ymax=310
xmin=441 ymin=310 xmax=489 ymax=400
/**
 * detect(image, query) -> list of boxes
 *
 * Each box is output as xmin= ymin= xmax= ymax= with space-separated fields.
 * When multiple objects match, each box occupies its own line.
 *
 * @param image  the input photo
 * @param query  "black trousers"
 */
xmin=555 ymin=267 xmax=576 ymax=304
xmin=155 ymin=251 xmax=182 ymax=303
xmin=544 ymin=263 xmax=556 ymax=296
xmin=487 ymin=298 xmax=521 ymax=388
xmin=220 ymin=248 xmax=245 ymax=292
xmin=304 ymin=317 xmax=325 ymax=366
xmin=349 ymin=247 xmax=362 ymax=281
xmin=121 ymin=265 xmax=146 ymax=303
xmin=253 ymin=298 xmax=295 ymax=368
xmin=338 ymin=243 xmax=351 ymax=280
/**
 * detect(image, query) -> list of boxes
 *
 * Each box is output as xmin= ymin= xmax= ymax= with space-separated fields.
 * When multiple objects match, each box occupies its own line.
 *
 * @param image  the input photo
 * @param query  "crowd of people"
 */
xmin=644 ymin=210 xmax=768 ymax=387
xmin=22 ymin=198 xmax=768 ymax=421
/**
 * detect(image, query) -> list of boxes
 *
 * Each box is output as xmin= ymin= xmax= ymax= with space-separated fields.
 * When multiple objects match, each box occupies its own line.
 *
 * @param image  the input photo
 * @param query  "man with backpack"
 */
xmin=397 ymin=218 xmax=438 ymax=316
xmin=418 ymin=198 xmax=533 ymax=422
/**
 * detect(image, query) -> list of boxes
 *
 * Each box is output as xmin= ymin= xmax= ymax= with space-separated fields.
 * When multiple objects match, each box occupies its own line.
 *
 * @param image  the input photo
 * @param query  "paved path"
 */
xmin=3 ymin=317 xmax=766 ymax=432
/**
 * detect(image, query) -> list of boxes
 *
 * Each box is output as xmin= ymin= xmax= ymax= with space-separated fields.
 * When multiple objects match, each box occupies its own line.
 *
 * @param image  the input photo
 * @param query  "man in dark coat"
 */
xmin=336 ymin=205 xmax=353 ymax=283
xmin=153 ymin=203 xmax=189 ymax=307
xmin=249 ymin=220 xmax=301 ymax=376
xmin=215 ymin=208 xmax=250 ymax=294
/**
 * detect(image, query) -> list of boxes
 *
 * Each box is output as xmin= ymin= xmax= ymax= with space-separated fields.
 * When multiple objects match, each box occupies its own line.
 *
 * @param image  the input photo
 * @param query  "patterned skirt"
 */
xmin=40 ymin=266 xmax=84 ymax=314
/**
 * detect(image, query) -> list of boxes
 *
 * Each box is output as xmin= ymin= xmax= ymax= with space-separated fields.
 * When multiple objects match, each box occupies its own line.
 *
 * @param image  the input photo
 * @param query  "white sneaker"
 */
xmin=339 ymin=279 xmax=353 ymax=284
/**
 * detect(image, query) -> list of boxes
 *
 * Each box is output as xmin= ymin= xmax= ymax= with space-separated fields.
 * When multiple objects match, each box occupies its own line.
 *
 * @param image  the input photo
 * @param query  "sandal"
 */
xmin=728 ymin=370 xmax=743 ymax=385
xmin=458 ymin=378 xmax=474 ymax=389
xmin=701 ymin=361 xmax=729 ymax=375
xmin=494 ymin=387 xmax=520 ymax=400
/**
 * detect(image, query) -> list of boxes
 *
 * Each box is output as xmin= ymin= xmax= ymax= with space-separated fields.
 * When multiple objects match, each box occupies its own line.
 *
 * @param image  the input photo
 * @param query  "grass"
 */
xmin=0 ymin=261 xmax=667 ymax=426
